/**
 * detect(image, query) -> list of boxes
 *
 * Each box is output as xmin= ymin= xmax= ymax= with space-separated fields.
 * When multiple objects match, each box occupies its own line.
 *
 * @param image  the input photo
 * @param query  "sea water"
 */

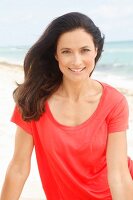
xmin=95 ymin=41 xmax=133 ymax=85
xmin=0 ymin=41 xmax=133 ymax=79
xmin=0 ymin=40 xmax=133 ymax=90
xmin=89 ymin=41 xmax=133 ymax=90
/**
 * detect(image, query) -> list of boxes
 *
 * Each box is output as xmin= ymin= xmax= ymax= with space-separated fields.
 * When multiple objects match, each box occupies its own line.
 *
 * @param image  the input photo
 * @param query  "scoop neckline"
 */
xmin=45 ymin=81 xmax=106 ymax=131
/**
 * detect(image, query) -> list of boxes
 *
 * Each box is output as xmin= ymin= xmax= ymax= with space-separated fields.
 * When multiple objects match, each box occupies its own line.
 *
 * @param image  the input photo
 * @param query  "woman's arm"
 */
xmin=106 ymin=131 xmax=133 ymax=200
xmin=0 ymin=126 xmax=34 ymax=200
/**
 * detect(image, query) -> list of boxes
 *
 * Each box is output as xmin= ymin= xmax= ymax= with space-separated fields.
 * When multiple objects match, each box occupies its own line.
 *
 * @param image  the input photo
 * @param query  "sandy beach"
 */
xmin=0 ymin=63 xmax=133 ymax=200
xmin=0 ymin=64 xmax=45 ymax=200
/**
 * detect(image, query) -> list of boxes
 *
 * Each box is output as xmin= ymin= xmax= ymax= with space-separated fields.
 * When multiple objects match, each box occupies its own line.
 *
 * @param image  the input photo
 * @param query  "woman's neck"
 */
xmin=58 ymin=78 xmax=95 ymax=102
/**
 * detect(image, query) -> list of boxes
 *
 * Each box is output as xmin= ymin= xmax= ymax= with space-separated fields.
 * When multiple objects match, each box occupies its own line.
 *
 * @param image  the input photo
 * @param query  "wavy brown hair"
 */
xmin=13 ymin=12 xmax=105 ymax=121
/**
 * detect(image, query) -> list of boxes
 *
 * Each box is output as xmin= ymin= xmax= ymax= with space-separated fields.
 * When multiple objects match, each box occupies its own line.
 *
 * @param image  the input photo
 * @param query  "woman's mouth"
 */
xmin=68 ymin=67 xmax=86 ymax=72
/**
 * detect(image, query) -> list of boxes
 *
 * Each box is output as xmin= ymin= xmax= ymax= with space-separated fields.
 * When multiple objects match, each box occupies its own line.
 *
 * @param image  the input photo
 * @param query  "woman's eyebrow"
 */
xmin=60 ymin=46 xmax=91 ymax=51
xmin=80 ymin=46 xmax=91 ymax=49
xmin=60 ymin=47 xmax=71 ymax=50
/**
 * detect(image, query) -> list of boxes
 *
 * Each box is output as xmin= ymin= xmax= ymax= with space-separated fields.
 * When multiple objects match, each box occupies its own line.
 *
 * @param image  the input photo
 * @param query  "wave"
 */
xmin=0 ymin=61 xmax=22 ymax=68
xmin=0 ymin=58 xmax=132 ymax=80
xmin=0 ymin=57 xmax=23 ymax=66
xmin=97 ymin=63 xmax=133 ymax=78
xmin=93 ymin=70 xmax=133 ymax=91
xmin=105 ymin=48 xmax=133 ymax=53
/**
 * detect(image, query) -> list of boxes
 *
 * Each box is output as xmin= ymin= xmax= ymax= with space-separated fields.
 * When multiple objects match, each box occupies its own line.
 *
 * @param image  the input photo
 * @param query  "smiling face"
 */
xmin=55 ymin=28 xmax=97 ymax=83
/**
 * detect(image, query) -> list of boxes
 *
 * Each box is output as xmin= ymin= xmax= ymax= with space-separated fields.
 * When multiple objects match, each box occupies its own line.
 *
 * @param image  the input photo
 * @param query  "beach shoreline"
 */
xmin=0 ymin=63 xmax=133 ymax=199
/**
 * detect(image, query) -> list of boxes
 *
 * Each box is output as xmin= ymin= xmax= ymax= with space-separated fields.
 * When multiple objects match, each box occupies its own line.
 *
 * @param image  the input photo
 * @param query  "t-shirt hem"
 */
xmin=108 ymin=126 xmax=128 ymax=134
xmin=11 ymin=119 xmax=33 ymax=135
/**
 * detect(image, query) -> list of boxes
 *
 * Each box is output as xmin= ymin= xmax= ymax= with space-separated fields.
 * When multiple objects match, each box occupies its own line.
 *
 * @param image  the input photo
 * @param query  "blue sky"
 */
xmin=0 ymin=0 xmax=133 ymax=46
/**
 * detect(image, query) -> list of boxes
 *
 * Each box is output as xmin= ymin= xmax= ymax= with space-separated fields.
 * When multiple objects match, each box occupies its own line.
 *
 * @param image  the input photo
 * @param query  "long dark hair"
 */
xmin=14 ymin=12 xmax=105 ymax=121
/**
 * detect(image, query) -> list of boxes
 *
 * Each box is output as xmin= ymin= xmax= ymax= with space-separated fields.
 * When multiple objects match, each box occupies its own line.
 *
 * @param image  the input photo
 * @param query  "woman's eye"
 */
xmin=82 ymin=49 xmax=90 ymax=53
xmin=62 ymin=50 xmax=71 ymax=54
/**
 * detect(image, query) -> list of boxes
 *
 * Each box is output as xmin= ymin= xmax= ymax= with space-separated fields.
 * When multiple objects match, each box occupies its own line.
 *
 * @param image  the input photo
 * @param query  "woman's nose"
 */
xmin=72 ymin=54 xmax=82 ymax=66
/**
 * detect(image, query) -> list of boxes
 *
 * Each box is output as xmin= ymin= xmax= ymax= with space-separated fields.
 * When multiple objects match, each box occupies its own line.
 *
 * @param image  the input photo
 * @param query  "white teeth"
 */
xmin=69 ymin=68 xmax=85 ymax=72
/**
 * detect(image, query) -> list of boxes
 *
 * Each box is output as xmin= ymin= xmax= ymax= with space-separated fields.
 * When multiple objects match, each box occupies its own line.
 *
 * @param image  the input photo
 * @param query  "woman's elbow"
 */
xmin=107 ymin=170 xmax=133 ymax=190
xmin=6 ymin=159 xmax=31 ymax=181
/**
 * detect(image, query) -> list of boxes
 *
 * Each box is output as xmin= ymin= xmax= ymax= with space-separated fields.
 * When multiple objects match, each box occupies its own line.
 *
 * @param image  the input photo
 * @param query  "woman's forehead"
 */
xmin=57 ymin=29 xmax=94 ymax=48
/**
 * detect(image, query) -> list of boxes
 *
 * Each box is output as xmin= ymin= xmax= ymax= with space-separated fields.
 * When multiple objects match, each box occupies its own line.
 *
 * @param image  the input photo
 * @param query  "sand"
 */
xmin=0 ymin=64 xmax=45 ymax=199
xmin=0 ymin=64 xmax=133 ymax=200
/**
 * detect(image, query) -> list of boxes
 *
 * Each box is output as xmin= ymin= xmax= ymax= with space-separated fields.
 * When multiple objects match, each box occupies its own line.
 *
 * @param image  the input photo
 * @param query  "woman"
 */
xmin=0 ymin=12 xmax=133 ymax=200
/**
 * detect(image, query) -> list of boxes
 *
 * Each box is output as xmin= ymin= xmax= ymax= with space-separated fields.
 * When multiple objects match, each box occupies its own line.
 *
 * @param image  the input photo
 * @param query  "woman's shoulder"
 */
xmin=98 ymin=81 xmax=127 ymax=104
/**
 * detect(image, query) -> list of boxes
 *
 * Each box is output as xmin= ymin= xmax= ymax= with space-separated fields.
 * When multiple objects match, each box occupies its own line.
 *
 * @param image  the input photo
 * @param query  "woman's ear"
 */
xmin=94 ymin=47 xmax=98 ymax=58
xmin=55 ymin=54 xmax=58 ymax=61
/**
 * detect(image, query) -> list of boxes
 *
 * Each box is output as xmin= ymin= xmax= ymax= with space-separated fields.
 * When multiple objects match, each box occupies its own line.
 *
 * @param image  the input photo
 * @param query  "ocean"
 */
xmin=0 ymin=41 xmax=133 ymax=86
xmin=97 ymin=41 xmax=133 ymax=79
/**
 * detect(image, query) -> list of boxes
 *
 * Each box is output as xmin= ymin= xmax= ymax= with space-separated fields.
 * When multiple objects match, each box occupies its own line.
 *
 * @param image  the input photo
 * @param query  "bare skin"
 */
xmin=0 ymin=127 xmax=34 ymax=200
xmin=47 ymin=79 xmax=103 ymax=127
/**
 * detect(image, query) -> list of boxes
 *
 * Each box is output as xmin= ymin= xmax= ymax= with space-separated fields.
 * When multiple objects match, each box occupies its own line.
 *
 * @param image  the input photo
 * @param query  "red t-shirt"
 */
xmin=11 ymin=82 xmax=133 ymax=200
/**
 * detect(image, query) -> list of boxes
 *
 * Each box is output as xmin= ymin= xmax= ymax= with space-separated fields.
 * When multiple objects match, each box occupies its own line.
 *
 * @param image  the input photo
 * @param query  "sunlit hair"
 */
xmin=13 ymin=12 xmax=105 ymax=121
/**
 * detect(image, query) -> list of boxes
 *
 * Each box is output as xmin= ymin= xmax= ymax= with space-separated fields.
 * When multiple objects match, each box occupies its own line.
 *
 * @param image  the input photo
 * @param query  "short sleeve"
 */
xmin=107 ymin=96 xmax=129 ymax=133
xmin=11 ymin=105 xmax=33 ymax=135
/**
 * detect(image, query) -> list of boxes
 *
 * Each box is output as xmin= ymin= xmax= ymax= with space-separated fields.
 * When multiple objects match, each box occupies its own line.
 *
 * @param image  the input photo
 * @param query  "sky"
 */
xmin=0 ymin=0 xmax=133 ymax=46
